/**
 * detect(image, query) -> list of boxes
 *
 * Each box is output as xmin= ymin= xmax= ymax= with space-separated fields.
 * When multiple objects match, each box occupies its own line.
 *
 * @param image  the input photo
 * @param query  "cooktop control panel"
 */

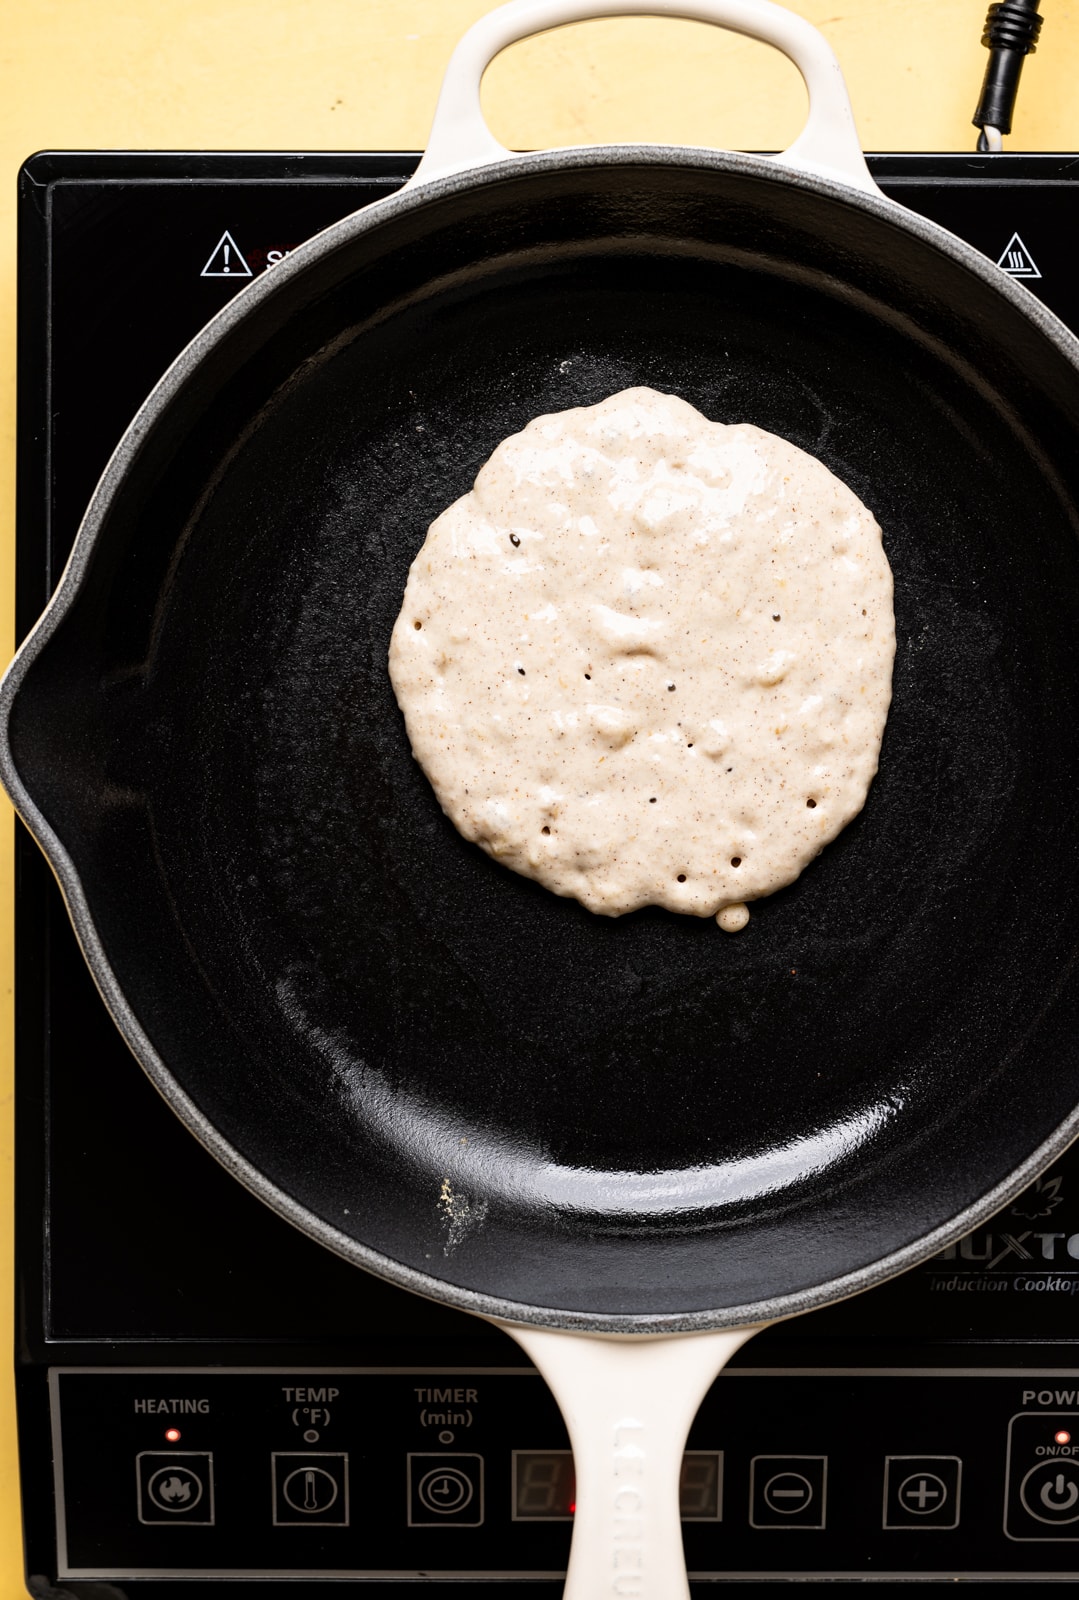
xmin=50 ymin=1367 xmax=1079 ymax=1581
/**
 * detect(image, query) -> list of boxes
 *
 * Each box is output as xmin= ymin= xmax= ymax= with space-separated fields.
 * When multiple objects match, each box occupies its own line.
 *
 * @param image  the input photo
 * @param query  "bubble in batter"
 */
xmin=389 ymin=388 xmax=894 ymax=930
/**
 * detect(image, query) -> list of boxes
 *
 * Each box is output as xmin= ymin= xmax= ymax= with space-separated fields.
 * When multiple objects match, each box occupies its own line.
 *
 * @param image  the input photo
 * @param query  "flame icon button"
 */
xmin=137 ymin=1454 xmax=214 ymax=1525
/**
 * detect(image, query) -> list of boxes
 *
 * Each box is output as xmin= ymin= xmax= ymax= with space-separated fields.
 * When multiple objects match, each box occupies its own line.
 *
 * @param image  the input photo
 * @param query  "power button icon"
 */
xmin=1005 ymin=1413 xmax=1079 ymax=1541
xmin=1020 ymin=1463 xmax=1079 ymax=1524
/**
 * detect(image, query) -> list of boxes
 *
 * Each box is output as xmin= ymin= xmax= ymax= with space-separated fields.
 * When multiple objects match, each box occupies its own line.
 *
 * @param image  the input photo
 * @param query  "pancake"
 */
xmin=389 ymin=388 xmax=894 ymax=929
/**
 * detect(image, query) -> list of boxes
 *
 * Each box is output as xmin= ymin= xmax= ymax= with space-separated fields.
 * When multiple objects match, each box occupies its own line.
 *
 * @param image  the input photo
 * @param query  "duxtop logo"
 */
xmin=927 ymin=1172 xmax=1079 ymax=1295
xmin=1010 ymin=1173 xmax=1064 ymax=1221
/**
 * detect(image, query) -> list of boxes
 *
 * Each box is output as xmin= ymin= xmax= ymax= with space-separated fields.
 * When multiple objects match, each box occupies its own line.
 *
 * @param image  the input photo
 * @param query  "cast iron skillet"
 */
xmin=6 ymin=0 xmax=1079 ymax=1591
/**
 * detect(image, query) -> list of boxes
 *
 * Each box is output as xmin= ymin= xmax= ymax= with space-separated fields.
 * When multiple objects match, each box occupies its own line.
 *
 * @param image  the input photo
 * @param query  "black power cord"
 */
xmin=972 ymin=0 xmax=1044 ymax=151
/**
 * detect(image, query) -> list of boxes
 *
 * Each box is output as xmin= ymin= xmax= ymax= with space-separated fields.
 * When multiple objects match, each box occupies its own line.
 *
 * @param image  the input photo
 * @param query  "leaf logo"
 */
xmin=1010 ymin=1174 xmax=1064 ymax=1221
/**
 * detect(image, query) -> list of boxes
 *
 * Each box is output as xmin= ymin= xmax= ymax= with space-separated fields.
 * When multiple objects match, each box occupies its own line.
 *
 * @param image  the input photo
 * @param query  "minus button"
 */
xmin=750 ymin=1456 xmax=828 ymax=1529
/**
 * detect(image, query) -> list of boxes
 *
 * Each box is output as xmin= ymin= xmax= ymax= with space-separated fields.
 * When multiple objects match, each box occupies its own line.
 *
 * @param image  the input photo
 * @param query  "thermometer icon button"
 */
xmin=283 ymin=1465 xmax=338 ymax=1514
xmin=272 ymin=1453 xmax=349 ymax=1526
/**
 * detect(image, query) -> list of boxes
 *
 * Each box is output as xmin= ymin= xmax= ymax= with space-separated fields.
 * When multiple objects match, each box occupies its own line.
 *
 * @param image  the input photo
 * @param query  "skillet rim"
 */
xmin=4 ymin=142 xmax=1079 ymax=1334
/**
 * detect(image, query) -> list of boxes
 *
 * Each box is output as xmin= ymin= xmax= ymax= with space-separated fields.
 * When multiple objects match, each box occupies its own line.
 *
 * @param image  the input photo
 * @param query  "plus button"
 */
xmin=884 ymin=1458 xmax=961 ymax=1529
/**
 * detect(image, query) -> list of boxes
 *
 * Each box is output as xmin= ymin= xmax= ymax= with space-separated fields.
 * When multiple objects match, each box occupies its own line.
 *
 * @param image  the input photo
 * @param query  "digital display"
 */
xmin=513 ymin=1451 xmax=576 ymax=1519
xmin=679 ymin=1451 xmax=722 ymax=1520
xmin=512 ymin=1451 xmax=722 ymax=1521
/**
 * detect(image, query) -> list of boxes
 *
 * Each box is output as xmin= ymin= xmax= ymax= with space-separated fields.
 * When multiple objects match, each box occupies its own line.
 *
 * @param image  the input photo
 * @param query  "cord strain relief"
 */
xmin=981 ymin=1 xmax=1043 ymax=56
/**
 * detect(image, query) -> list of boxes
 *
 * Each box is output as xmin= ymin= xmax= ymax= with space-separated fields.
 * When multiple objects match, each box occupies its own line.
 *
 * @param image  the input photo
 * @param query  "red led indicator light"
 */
xmin=1056 ymin=1430 xmax=1072 ymax=1445
xmin=164 ymin=1427 xmax=182 ymax=1443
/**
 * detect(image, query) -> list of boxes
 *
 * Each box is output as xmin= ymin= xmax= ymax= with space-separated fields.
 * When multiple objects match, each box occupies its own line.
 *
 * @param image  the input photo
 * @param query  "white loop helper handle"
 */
xmin=412 ymin=0 xmax=879 ymax=195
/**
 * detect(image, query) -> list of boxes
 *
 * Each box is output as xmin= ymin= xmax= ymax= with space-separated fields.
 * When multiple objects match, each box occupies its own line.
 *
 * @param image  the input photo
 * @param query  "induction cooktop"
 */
xmin=15 ymin=150 xmax=1079 ymax=1591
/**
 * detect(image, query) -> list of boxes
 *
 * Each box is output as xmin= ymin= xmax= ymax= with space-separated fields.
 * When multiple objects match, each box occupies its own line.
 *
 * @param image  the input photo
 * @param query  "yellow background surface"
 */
xmin=2 ymin=1 xmax=1079 ymax=1591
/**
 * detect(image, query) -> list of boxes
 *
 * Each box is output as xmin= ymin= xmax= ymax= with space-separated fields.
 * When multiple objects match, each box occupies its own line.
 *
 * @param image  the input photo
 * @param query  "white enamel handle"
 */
xmin=412 ymin=0 xmax=878 ymax=195
xmin=499 ymin=1320 xmax=763 ymax=1599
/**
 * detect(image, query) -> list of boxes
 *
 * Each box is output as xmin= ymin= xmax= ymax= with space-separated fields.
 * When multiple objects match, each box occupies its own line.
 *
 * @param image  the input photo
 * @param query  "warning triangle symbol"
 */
xmin=995 ymin=231 xmax=1041 ymax=279
xmin=200 ymin=230 xmax=252 ymax=279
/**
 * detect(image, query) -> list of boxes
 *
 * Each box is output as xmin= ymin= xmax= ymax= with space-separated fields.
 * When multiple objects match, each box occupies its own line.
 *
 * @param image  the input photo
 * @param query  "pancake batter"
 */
xmin=389 ymin=388 xmax=894 ymax=929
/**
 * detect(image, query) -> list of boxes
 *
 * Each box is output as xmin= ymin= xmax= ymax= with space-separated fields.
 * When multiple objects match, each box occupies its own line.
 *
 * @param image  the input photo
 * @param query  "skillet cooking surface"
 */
xmin=10 ymin=155 xmax=1079 ymax=1326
